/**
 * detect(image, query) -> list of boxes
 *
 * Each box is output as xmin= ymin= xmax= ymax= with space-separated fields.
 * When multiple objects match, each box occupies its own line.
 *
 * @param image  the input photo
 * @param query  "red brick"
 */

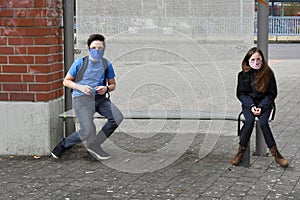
xmin=27 ymin=9 xmax=47 ymax=17
xmin=52 ymin=18 xmax=63 ymax=26
xmin=57 ymin=88 xmax=63 ymax=97
xmin=36 ymin=92 xmax=51 ymax=101
xmin=0 ymin=1 xmax=5 ymax=7
xmin=3 ymin=65 xmax=27 ymax=73
xmin=0 ymin=56 xmax=8 ymax=64
xmin=35 ymin=55 xmax=54 ymax=64
xmin=0 ymin=74 xmax=22 ymax=82
xmin=27 ymin=27 xmax=56 ymax=36
xmin=50 ymin=45 xmax=63 ymax=54
xmin=0 ymin=93 xmax=9 ymax=101
xmin=34 ymin=36 xmax=62 ymax=45
xmin=48 ymin=6 xmax=63 ymax=14
xmin=36 ymin=90 xmax=63 ymax=101
xmin=1 ymin=27 xmax=27 ymax=36
xmin=9 ymin=56 xmax=34 ymax=64
xmin=3 ymin=83 xmax=27 ymax=91
xmin=45 ymin=54 xmax=62 ymax=63
xmin=36 ymin=74 xmax=53 ymax=82
xmin=8 ymin=18 xmax=34 ymax=27
xmin=0 ymin=18 xmax=7 ymax=26
xmin=52 ymin=80 xmax=63 ymax=90
xmin=22 ymin=74 xmax=34 ymax=82
xmin=34 ymin=0 xmax=62 ymax=8
xmin=6 ymin=0 xmax=34 ymax=8
xmin=52 ymin=63 xmax=63 ymax=72
xmin=0 ymin=10 xmax=14 ymax=17
xmin=42 ymin=18 xmax=62 ymax=27
xmin=28 ymin=65 xmax=52 ymax=73
xmin=52 ymin=89 xmax=62 ymax=100
xmin=29 ymin=83 xmax=51 ymax=92
xmin=52 ymin=70 xmax=63 ymax=80
xmin=0 ymin=37 xmax=7 ymax=45
xmin=0 ymin=46 xmax=14 ymax=54
xmin=14 ymin=9 xmax=27 ymax=17
xmin=8 ymin=37 xmax=34 ymax=45
xmin=10 ymin=93 xmax=35 ymax=101
xmin=15 ymin=46 xmax=27 ymax=54
xmin=28 ymin=46 xmax=50 ymax=54
xmin=32 ymin=18 xmax=48 ymax=26
xmin=52 ymin=53 xmax=63 ymax=63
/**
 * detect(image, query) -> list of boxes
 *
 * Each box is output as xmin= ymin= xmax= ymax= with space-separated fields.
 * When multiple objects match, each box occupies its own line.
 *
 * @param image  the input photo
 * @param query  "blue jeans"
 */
xmin=239 ymin=105 xmax=276 ymax=148
xmin=61 ymin=94 xmax=123 ymax=148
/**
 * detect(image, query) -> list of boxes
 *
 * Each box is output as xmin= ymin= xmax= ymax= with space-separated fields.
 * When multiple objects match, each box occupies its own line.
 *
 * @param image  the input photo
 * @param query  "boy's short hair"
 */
xmin=87 ymin=34 xmax=105 ymax=48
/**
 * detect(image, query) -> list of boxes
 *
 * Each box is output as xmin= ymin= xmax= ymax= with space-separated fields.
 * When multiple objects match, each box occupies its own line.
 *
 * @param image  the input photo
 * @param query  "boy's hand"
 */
xmin=75 ymin=84 xmax=92 ymax=95
xmin=96 ymin=86 xmax=108 ymax=95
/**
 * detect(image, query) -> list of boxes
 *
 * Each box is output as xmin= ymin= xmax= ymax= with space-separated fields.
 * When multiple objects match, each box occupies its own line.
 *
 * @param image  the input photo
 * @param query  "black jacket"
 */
xmin=236 ymin=69 xmax=277 ymax=110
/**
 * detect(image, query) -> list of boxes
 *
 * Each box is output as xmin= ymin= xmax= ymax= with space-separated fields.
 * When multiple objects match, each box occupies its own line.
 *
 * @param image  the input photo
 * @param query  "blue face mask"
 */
xmin=89 ymin=48 xmax=104 ymax=60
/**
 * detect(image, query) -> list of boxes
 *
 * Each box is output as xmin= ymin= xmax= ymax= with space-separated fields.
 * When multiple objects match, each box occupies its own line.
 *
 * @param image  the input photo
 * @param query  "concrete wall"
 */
xmin=0 ymin=98 xmax=63 ymax=155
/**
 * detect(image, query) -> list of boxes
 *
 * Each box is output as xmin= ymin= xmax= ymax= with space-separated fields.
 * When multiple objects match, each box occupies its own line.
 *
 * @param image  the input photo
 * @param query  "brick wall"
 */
xmin=0 ymin=0 xmax=64 ymax=101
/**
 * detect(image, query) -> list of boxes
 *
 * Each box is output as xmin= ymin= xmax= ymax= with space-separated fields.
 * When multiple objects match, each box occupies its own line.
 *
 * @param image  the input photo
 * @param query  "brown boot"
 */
xmin=230 ymin=146 xmax=247 ymax=165
xmin=270 ymin=146 xmax=289 ymax=168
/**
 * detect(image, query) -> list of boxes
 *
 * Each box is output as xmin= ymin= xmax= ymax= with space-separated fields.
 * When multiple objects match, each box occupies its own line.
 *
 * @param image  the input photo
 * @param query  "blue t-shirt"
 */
xmin=68 ymin=57 xmax=115 ymax=97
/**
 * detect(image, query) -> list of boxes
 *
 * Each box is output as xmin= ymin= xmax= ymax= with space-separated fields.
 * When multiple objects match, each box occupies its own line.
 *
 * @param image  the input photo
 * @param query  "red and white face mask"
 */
xmin=249 ymin=52 xmax=263 ymax=70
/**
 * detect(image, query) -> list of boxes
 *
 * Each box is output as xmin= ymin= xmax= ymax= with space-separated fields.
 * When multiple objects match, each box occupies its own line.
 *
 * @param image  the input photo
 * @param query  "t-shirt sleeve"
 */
xmin=107 ymin=60 xmax=116 ymax=79
xmin=68 ymin=58 xmax=83 ymax=77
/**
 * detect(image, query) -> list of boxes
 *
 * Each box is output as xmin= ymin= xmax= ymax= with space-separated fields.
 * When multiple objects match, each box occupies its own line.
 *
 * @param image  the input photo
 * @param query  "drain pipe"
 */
xmin=63 ymin=0 xmax=75 ymax=136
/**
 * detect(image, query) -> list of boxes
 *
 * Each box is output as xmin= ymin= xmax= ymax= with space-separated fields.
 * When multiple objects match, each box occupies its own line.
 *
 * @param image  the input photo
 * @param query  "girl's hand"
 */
xmin=251 ymin=106 xmax=261 ymax=116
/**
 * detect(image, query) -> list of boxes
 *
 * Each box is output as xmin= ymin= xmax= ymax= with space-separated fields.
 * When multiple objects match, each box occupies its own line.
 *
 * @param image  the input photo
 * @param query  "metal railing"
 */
xmin=77 ymin=16 xmax=253 ymax=38
xmin=255 ymin=16 xmax=300 ymax=36
xmin=77 ymin=16 xmax=300 ymax=37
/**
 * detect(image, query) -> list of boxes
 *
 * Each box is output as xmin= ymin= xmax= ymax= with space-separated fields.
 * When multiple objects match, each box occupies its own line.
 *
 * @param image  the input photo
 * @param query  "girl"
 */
xmin=230 ymin=47 xmax=288 ymax=168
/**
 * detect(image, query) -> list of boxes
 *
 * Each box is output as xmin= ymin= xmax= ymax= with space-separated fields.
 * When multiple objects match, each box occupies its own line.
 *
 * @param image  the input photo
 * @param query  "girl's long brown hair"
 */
xmin=241 ymin=47 xmax=273 ymax=93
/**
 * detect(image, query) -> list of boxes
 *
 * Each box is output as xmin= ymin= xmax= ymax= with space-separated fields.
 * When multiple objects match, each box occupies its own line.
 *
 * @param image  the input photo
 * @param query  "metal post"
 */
xmin=256 ymin=0 xmax=269 ymax=155
xmin=255 ymin=122 xmax=267 ymax=156
xmin=63 ymin=0 xmax=75 ymax=136
xmin=257 ymin=0 xmax=269 ymax=62
xmin=241 ymin=141 xmax=250 ymax=167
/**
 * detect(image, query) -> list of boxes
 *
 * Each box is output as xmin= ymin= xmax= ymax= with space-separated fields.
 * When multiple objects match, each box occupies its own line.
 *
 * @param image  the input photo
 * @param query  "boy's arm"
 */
xmin=63 ymin=73 xmax=92 ymax=95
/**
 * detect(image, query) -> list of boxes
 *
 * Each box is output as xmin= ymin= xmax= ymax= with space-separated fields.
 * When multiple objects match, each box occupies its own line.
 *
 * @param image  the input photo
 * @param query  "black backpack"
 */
xmin=70 ymin=56 xmax=109 ymax=94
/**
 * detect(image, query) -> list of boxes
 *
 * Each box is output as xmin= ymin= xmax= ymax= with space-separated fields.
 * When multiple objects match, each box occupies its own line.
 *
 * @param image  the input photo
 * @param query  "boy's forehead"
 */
xmin=90 ymin=40 xmax=104 ymax=46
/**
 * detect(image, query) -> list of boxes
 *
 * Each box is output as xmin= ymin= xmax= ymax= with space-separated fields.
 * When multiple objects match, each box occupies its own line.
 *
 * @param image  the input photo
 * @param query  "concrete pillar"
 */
xmin=0 ymin=0 xmax=64 ymax=155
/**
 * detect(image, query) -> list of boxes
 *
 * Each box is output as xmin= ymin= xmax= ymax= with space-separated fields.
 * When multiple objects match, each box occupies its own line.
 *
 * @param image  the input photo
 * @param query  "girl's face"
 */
xmin=249 ymin=52 xmax=263 ymax=70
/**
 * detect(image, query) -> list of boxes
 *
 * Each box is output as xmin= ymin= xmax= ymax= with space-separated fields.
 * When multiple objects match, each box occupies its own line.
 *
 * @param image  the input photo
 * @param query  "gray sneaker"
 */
xmin=87 ymin=145 xmax=111 ymax=160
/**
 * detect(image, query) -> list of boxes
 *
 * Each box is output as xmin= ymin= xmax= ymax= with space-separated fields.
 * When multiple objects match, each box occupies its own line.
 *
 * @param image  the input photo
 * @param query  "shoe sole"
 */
xmin=87 ymin=148 xmax=111 ymax=160
xmin=51 ymin=153 xmax=59 ymax=159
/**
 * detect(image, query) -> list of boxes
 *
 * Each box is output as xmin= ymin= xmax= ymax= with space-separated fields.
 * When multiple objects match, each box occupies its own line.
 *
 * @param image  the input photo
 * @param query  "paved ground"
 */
xmin=1 ymin=45 xmax=300 ymax=199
